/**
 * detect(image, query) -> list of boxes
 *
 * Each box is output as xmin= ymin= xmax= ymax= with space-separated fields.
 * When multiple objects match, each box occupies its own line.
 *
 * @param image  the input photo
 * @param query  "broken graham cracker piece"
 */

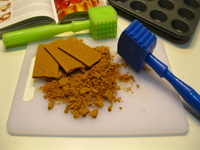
xmin=58 ymin=37 xmax=102 ymax=67
xmin=45 ymin=39 xmax=85 ymax=74
xmin=108 ymin=105 xmax=113 ymax=112
xmin=79 ymin=107 xmax=90 ymax=117
xmin=71 ymin=110 xmax=80 ymax=119
xmin=32 ymin=44 xmax=59 ymax=78
xmin=89 ymin=108 xmax=99 ymax=118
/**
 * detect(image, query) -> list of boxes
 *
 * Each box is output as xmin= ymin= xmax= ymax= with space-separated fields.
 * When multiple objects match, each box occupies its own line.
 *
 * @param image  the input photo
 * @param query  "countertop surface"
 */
xmin=0 ymin=10 xmax=200 ymax=150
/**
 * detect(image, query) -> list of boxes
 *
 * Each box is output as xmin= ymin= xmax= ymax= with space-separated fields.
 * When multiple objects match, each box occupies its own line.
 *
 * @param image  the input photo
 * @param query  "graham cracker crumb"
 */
xmin=89 ymin=108 xmax=99 ymax=118
xmin=108 ymin=105 xmax=112 ymax=112
xmin=79 ymin=107 xmax=90 ymax=117
xmin=48 ymin=101 xmax=55 ymax=110
xmin=71 ymin=110 xmax=80 ymax=119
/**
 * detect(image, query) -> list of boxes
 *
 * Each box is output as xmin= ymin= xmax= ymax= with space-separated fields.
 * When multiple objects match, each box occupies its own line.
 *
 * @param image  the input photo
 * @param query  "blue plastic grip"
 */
xmin=146 ymin=54 xmax=200 ymax=115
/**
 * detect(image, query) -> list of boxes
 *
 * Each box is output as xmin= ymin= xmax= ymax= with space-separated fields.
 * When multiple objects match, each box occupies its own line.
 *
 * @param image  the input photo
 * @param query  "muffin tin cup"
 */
xmin=108 ymin=0 xmax=200 ymax=39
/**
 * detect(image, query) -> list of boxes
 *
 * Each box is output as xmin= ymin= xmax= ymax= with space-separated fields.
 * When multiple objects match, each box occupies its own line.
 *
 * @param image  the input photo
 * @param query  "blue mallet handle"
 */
xmin=146 ymin=53 xmax=200 ymax=115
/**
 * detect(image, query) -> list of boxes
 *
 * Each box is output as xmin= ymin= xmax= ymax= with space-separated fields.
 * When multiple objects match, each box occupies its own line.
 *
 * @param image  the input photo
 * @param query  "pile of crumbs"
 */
xmin=35 ymin=38 xmax=136 ymax=119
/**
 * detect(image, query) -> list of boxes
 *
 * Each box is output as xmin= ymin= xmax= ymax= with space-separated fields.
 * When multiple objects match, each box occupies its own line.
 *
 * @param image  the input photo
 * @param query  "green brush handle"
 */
xmin=3 ymin=20 xmax=91 ymax=47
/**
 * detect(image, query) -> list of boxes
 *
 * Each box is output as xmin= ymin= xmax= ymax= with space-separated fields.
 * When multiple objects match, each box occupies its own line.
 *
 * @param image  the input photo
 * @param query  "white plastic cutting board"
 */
xmin=7 ymin=37 xmax=188 ymax=136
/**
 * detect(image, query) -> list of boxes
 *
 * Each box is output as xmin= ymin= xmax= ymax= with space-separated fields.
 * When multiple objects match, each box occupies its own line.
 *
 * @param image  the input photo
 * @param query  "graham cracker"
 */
xmin=58 ymin=37 xmax=102 ymax=67
xmin=32 ymin=44 xmax=59 ymax=78
xmin=45 ymin=39 xmax=85 ymax=74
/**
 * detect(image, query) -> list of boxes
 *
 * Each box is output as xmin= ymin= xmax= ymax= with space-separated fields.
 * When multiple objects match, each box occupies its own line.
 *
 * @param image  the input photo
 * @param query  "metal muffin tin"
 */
xmin=108 ymin=0 xmax=200 ymax=39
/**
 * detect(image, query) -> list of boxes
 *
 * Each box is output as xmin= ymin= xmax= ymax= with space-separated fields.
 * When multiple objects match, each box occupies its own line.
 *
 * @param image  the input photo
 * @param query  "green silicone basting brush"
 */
xmin=3 ymin=5 xmax=117 ymax=47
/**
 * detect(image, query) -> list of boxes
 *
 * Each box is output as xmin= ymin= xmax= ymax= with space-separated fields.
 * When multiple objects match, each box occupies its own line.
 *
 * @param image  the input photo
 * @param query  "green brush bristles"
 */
xmin=88 ymin=5 xmax=118 ymax=40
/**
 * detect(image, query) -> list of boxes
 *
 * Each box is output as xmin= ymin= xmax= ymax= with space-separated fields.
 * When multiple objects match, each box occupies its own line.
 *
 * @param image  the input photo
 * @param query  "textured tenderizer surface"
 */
xmin=89 ymin=5 xmax=117 ymax=39
xmin=118 ymin=19 xmax=157 ymax=72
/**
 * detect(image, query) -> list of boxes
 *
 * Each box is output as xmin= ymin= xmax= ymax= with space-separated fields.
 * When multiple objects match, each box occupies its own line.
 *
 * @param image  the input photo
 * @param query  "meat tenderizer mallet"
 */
xmin=3 ymin=5 xmax=117 ymax=47
xmin=118 ymin=19 xmax=200 ymax=115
